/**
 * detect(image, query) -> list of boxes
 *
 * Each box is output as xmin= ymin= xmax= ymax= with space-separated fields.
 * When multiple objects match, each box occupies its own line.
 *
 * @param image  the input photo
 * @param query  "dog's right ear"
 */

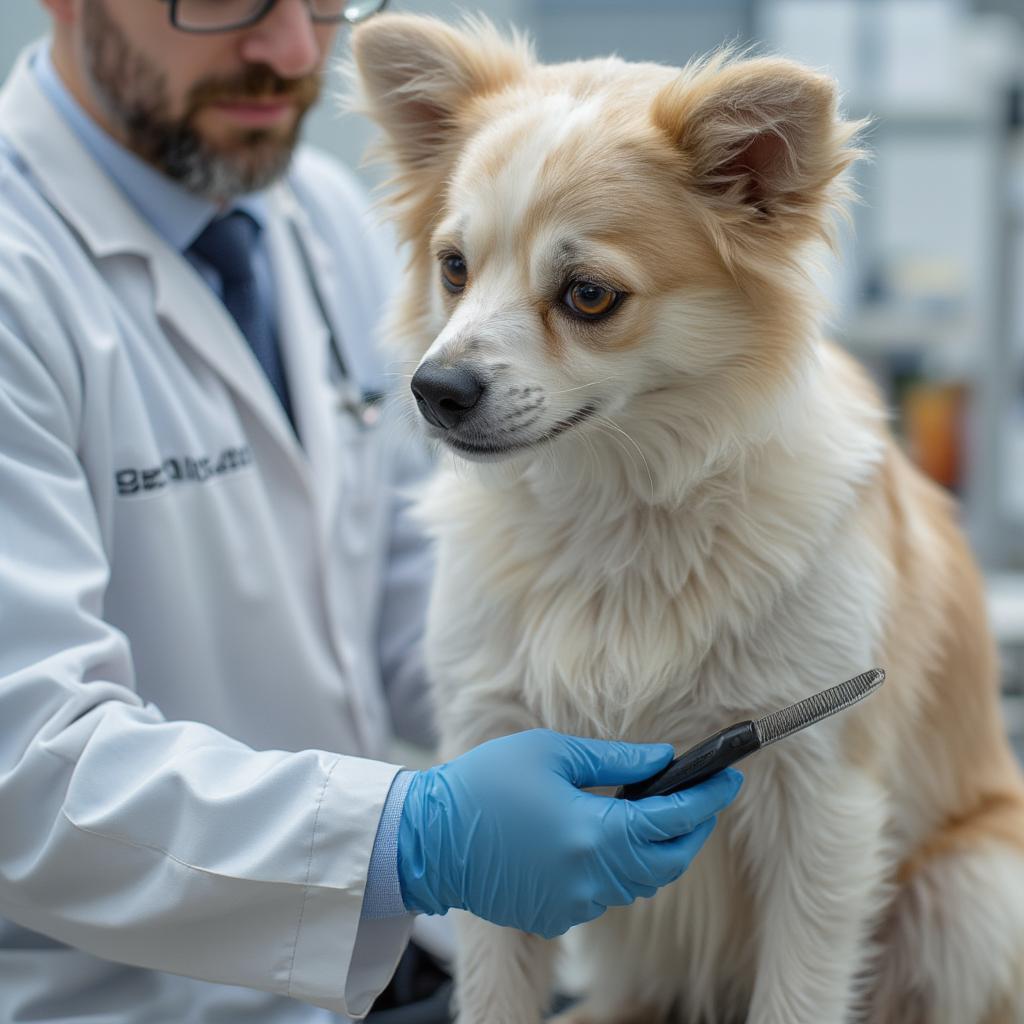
xmin=350 ymin=13 xmax=532 ymax=172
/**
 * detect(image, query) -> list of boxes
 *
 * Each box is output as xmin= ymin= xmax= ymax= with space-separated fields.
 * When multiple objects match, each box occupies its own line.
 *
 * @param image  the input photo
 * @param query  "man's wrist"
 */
xmin=361 ymin=769 xmax=416 ymax=920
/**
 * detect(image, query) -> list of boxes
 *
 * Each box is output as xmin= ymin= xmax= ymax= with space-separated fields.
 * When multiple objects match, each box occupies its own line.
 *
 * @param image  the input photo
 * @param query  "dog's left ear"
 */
xmin=351 ymin=13 xmax=532 ymax=173
xmin=652 ymin=55 xmax=863 ymax=248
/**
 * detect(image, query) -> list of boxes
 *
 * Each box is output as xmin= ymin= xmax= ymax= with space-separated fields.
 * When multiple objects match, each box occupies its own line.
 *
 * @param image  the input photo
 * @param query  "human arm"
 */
xmin=396 ymin=729 xmax=742 ymax=937
xmin=0 ymin=267 xmax=407 ymax=1019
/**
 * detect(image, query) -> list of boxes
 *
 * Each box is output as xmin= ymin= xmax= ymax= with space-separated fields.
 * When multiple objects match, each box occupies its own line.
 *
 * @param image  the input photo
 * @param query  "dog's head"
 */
xmin=352 ymin=15 xmax=863 ymax=465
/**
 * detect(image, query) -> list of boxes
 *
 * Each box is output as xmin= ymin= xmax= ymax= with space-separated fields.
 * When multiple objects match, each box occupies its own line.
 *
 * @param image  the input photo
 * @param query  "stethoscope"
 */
xmin=287 ymin=217 xmax=384 ymax=430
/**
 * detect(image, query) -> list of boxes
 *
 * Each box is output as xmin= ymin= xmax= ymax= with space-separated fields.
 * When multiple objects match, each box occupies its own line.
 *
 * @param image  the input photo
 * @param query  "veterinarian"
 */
xmin=0 ymin=1 xmax=742 ymax=1021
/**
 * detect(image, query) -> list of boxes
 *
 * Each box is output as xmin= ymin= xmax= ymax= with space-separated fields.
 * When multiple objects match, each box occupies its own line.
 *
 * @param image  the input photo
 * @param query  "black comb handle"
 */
xmin=616 ymin=721 xmax=760 ymax=800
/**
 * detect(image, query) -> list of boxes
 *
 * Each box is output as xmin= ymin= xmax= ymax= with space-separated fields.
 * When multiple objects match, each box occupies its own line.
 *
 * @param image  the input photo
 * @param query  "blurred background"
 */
xmin=4 ymin=0 xmax=1024 ymax=749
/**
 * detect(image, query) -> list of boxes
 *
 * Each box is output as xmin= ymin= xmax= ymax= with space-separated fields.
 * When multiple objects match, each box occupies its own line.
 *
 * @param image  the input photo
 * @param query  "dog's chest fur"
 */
xmin=422 ymin=351 xmax=890 ymax=753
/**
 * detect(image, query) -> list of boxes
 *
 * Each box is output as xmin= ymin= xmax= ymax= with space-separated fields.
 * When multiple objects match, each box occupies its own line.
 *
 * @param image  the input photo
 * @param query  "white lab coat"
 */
xmin=0 ymin=49 xmax=434 ymax=1021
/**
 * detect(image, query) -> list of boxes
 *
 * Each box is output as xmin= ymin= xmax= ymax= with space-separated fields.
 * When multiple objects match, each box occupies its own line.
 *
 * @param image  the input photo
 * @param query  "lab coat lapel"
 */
xmin=0 ymin=50 xmax=308 ymax=480
xmin=264 ymin=187 xmax=341 ymax=528
xmin=148 ymin=246 xmax=307 ymax=469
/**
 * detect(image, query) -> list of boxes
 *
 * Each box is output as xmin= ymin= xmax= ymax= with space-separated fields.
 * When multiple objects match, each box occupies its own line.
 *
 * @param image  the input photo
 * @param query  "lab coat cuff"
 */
xmin=285 ymin=754 xmax=412 ymax=1017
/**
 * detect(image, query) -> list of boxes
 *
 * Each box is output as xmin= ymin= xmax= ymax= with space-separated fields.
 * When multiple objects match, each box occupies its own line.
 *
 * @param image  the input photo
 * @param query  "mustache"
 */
xmin=186 ymin=64 xmax=322 ymax=112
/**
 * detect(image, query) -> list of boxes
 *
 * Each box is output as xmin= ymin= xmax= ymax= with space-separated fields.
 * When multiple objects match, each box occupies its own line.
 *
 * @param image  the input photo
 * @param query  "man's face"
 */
xmin=72 ymin=0 xmax=340 ymax=198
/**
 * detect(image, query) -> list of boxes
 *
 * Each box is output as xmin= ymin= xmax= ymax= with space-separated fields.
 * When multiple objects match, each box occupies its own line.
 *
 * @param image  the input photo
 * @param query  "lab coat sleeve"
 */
xmin=0 ymin=315 xmax=412 ymax=1016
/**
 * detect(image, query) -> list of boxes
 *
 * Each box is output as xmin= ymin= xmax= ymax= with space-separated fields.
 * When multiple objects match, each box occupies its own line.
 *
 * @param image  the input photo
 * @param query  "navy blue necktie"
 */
xmin=189 ymin=211 xmax=294 ymax=427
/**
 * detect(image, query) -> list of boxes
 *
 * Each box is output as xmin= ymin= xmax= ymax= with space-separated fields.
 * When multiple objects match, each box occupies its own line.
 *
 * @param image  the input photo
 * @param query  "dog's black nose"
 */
xmin=411 ymin=362 xmax=486 ymax=431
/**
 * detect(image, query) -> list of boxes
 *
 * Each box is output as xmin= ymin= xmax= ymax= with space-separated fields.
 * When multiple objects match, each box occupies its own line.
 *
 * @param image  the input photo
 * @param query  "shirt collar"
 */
xmin=32 ymin=41 xmax=268 ymax=252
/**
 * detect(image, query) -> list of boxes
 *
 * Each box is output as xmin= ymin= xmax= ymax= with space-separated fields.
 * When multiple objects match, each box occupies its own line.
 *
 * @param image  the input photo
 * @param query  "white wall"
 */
xmin=0 ymin=5 xmax=48 ymax=75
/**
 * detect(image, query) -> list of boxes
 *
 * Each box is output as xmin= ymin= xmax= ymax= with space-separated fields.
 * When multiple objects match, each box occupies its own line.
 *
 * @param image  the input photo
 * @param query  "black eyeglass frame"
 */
xmin=161 ymin=0 xmax=389 ymax=34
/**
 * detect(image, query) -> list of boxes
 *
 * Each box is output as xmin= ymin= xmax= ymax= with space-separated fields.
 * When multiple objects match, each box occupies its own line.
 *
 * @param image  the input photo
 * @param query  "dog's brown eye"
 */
xmin=440 ymin=254 xmax=468 ymax=293
xmin=563 ymin=282 xmax=620 ymax=319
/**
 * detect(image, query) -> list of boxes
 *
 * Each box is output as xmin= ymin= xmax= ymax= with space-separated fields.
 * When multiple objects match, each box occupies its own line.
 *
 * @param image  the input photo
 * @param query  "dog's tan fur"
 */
xmin=352 ymin=14 xmax=1024 ymax=1023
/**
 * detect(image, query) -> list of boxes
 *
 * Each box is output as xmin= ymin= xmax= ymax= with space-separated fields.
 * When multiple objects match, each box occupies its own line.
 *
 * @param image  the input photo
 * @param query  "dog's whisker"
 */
xmin=548 ymin=376 xmax=618 ymax=397
xmin=589 ymin=427 xmax=653 ymax=561
xmin=586 ymin=424 xmax=654 ymax=573
xmin=591 ymin=420 xmax=639 ymax=479
xmin=579 ymin=428 xmax=601 ymax=487
xmin=595 ymin=414 xmax=656 ymax=504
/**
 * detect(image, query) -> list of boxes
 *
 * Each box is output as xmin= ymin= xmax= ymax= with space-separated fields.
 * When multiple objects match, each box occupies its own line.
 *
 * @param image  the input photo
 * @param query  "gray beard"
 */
xmin=142 ymin=126 xmax=295 ymax=200
xmin=81 ymin=0 xmax=307 ymax=200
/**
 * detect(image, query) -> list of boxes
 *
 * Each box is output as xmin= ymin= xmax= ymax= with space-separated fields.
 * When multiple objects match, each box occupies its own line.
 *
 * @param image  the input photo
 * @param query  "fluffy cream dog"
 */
xmin=352 ymin=14 xmax=1024 ymax=1024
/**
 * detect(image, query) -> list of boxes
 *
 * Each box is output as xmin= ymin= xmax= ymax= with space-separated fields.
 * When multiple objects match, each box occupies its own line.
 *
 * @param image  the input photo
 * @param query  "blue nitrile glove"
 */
xmin=396 ymin=728 xmax=743 ymax=939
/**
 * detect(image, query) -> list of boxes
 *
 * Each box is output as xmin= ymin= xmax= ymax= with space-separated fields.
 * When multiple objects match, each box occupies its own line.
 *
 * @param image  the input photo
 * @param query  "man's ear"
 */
xmin=350 ymin=13 xmax=532 ymax=173
xmin=651 ymin=54 xmax=864 ymax=251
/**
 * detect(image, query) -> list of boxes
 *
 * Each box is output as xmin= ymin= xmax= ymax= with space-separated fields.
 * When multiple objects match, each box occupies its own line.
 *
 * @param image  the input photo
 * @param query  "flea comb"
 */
xmin=617 ymin=668 xmax=886 ymax=800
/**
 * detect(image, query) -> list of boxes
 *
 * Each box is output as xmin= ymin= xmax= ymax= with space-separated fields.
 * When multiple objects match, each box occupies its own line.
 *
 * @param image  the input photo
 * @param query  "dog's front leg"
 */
xmin=739 ymin=749 xmax=889 ymax=1024
xmin=452 ymin=910 xmax=554 ymax=1024
xmin=435 ymin=707 xmax=555 ymax=1024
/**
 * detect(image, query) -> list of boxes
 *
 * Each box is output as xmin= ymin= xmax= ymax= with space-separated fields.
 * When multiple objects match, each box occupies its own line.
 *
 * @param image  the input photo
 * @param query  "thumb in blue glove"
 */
xmin=397 ymin=729 xmax=743 ymax=939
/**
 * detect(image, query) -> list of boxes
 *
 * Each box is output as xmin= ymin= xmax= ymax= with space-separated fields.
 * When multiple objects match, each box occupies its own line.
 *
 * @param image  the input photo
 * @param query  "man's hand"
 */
xmin=397 ymin=728 xmax=743 ymax=938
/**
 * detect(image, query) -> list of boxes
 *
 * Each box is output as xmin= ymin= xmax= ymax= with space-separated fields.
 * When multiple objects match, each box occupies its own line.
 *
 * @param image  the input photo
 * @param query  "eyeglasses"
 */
xmin=163 ymin=0 xmax=388 ymax=34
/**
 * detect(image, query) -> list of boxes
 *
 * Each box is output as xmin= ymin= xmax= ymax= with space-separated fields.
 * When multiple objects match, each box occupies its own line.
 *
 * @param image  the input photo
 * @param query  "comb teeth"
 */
xmin=754 ymin=668 xmax=886 ymax=747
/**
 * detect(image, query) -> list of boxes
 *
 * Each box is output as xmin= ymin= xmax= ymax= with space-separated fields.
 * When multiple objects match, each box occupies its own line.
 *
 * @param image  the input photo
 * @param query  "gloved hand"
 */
xmin=397 ymin=728 xmax=743 ymax=938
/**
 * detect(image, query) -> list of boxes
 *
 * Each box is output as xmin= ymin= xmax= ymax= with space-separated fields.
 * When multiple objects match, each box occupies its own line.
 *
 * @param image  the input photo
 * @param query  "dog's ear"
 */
xmin=350 ymin=13 xmax=532 ymax=172
xmin=651 ymin=54 xmax=863 ymax=251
